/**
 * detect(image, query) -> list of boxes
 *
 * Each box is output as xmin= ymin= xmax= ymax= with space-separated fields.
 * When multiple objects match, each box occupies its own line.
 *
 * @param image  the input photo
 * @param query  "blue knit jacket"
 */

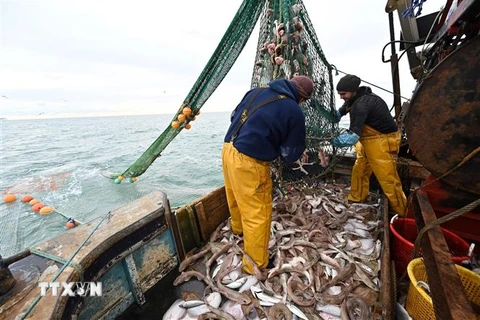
xmin=224 ymin=79 xmax=306 ymax=163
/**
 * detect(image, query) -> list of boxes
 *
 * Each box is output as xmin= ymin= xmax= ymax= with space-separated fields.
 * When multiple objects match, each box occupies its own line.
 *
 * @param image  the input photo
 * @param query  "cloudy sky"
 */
xmin=0 ymin=0 xmax=445 ymax=119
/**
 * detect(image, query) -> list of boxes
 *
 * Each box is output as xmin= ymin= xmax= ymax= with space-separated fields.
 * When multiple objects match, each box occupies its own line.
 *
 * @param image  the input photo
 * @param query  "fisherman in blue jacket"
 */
xmin=332 ymin=74 xmax=407 ymax=215
xmin=222 ymin=75 xmax=314 ymax=274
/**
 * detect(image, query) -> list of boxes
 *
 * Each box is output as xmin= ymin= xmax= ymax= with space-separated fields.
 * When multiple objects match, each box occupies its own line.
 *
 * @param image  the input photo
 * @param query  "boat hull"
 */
xmin=0 ymin=191 xmax=178 ymax=320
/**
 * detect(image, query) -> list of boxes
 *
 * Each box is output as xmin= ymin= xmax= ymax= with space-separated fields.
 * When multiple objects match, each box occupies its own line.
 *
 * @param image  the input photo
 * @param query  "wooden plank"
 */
xmin=379 ymin=195 xmax=393 ymax=320
xmin=405 ymin=159 xmax=431 ymax=179
xmin=132 ymin=231 xmax=178 ymax=293
xmin=413 ymin=190 xmax=476 ymax=320
xmin=334 ymin=155 xmax=430 ymax=179
xmin=123 ymin=254 xmax=146 ymax=305
xmin=173 ymin=205 xmax=202 ymax=260
xmin=193 ymin=187 xmax=229 ymax=242
xmin=165 ymin=199 xmax=185 ymax=262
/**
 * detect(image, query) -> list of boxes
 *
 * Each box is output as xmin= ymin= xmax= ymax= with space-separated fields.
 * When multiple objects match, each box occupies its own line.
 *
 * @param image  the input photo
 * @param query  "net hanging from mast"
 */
xmin=111 ymin=0 xmax=344 ymax=186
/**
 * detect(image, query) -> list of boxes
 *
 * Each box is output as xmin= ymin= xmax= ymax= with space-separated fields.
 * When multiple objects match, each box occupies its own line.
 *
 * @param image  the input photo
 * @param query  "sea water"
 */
xmin=0 ymin=113 xmax=349 ymax=257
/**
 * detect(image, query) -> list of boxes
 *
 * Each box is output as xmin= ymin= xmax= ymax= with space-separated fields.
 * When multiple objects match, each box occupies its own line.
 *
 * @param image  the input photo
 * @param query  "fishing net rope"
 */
xmin=112 ymin=0 xmax=346 ymax=188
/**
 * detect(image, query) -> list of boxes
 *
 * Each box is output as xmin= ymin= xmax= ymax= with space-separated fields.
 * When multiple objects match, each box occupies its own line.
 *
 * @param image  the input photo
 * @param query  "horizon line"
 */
xmin=2 ymin=110 xmax=231 ymax=121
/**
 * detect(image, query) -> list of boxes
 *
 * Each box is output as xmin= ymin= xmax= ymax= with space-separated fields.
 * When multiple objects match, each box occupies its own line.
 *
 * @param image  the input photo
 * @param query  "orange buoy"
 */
xmin=39 ymin=206 xmax=54 ymax=215
xmin=66 ymin=219 xmax=78 ymax=229
xmin=21 ymin=195 xmax=34 ymax=202
xmin=29 ymin=199 xmax=39 ymax=205
xmin=3 ymin=194 xmax=16 ymax=203
xmin=177 ymin=114 xmax=186 ymax=122
xmin=171 ymin=121 xmax=180 ymax=129
xmin=32 ymin=203 xmax=45 ymax=212
xmin=185 ymin=123 xmax=192 ymax=130
xmin=118 ymin=175 xmax=124 ymax=181
xmin=182 ymin=107 xmax=192 ymax=116
xmin=129 ymin=177 xmax=138 ymax=183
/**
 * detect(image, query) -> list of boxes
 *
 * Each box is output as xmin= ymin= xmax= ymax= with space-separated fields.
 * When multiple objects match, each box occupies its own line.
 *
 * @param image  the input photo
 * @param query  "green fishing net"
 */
xmin=113 ymin=0 xmax=344 ymax=187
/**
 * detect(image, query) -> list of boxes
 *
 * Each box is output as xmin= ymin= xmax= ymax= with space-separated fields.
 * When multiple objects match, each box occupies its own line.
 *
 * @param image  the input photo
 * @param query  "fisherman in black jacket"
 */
xmin=332 ymin=74 xmax=407 ymax=215
xmin=222 ymin=75 xmax=314 ymax=274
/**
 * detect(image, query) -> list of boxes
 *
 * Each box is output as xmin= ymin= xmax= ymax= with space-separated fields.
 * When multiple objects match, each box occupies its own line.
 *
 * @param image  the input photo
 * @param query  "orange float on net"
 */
xmin=177 ymin=114 xmax=186 ymax=122
xmin=21 ymin=195 xmax=34 ymax=202
xmin=185 ymin=123 xmax=192 ymax=130
xmin=39 ymin=206 xmax=54 ymax=215
xmin=182 ymin=107 xmax=192 ymax=116
xmin=29 ymin=199 xmax=39 ymax=205
xmin=171 ymin=121 xmax=180 ymax=129
xmin=3 ymin=194 xmax=16 ymax=203
xmin=32 ymin=203 xmax=45 ymax=212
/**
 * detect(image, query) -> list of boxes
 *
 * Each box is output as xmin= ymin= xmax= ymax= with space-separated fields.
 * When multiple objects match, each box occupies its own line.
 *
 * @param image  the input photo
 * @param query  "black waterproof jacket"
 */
xmin=339 ymin=86 xmax=397 ymax=136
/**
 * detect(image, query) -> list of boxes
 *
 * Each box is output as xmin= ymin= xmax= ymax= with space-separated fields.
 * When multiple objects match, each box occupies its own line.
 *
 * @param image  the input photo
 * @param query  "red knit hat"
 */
xmin=291 ymin=75 xmax=314 ymax=100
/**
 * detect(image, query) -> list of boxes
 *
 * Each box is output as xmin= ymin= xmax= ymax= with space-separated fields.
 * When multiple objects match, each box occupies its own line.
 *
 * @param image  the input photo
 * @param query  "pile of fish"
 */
xmin=164 ymin=183 xmax=384 ymax=320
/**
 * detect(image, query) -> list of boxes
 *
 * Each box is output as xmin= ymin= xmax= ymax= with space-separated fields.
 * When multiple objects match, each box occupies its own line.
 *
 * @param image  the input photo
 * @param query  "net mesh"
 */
xmin=0 ymin=171 xmax=157 ymax=257
xmin=0 ymin=208 xmax=22 ymax=257
xmin=250 ymin=0 xmax=344 ymax=187
xmin=113 ymin=0 xmax=345 ymax=188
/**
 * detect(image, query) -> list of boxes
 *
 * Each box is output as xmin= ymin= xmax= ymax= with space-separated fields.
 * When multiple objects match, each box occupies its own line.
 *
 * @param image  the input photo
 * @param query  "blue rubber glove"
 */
xmin=332 ymin=131 xmax=360 ymax=148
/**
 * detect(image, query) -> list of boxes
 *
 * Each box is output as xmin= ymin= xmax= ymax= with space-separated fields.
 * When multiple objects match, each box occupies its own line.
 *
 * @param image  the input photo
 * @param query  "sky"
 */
xmin=0 ymin=0 xmax=446 ymax=120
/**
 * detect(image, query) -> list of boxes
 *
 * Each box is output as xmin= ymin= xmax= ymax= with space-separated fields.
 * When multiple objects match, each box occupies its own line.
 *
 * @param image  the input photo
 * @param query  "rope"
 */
xmin=404 ymin=146 xmax=480 ymax=216
xmin=19 ymin=211 xmax=112 ymax=320
xmin=385 ymin=7 xmax=444 ymax=113
xmin=381 ymin=40 xmax=422 ymax=63
xmin=330 ymin=65 xmax=411 ymax=101
xmin=55 ymin=209 xmax=84 ymax=224
xmin=405 ymin=146 xmax=480 ymax=258
xmin=29 ymin=248 xmax=84 ymax=281
xmin=411 ymin=197 xmax=480 ymax=259
xmin=419 ymin=8 xmax=445 ymax=71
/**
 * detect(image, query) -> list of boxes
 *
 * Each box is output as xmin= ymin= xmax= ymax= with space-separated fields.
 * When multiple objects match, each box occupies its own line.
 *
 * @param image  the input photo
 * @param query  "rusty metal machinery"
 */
xmin=404 ymin=35 xmax=480 ymax=195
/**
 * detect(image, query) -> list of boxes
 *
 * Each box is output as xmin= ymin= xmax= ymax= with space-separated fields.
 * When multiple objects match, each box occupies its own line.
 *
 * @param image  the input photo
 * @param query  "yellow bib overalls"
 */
xmin=348 ymin=125 xmax=407 ymax=215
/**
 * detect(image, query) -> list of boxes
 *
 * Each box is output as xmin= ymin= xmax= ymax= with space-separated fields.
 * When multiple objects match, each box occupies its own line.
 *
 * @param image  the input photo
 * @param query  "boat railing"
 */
xmin=169 ymin=186 xmax=229 ymax=262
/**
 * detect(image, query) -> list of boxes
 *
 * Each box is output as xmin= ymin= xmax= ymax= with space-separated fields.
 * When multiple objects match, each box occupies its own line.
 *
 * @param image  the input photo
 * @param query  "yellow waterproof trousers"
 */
xmin=221 ymin=142 xmax=272 ymax=274
xmin=348 ymin=125 xmax=407 ymax=215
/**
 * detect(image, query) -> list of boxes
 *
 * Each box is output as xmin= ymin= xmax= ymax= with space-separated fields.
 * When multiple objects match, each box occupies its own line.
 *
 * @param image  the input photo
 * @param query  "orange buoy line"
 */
xmin=3 ymin=192 xmax=83 ymax=228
